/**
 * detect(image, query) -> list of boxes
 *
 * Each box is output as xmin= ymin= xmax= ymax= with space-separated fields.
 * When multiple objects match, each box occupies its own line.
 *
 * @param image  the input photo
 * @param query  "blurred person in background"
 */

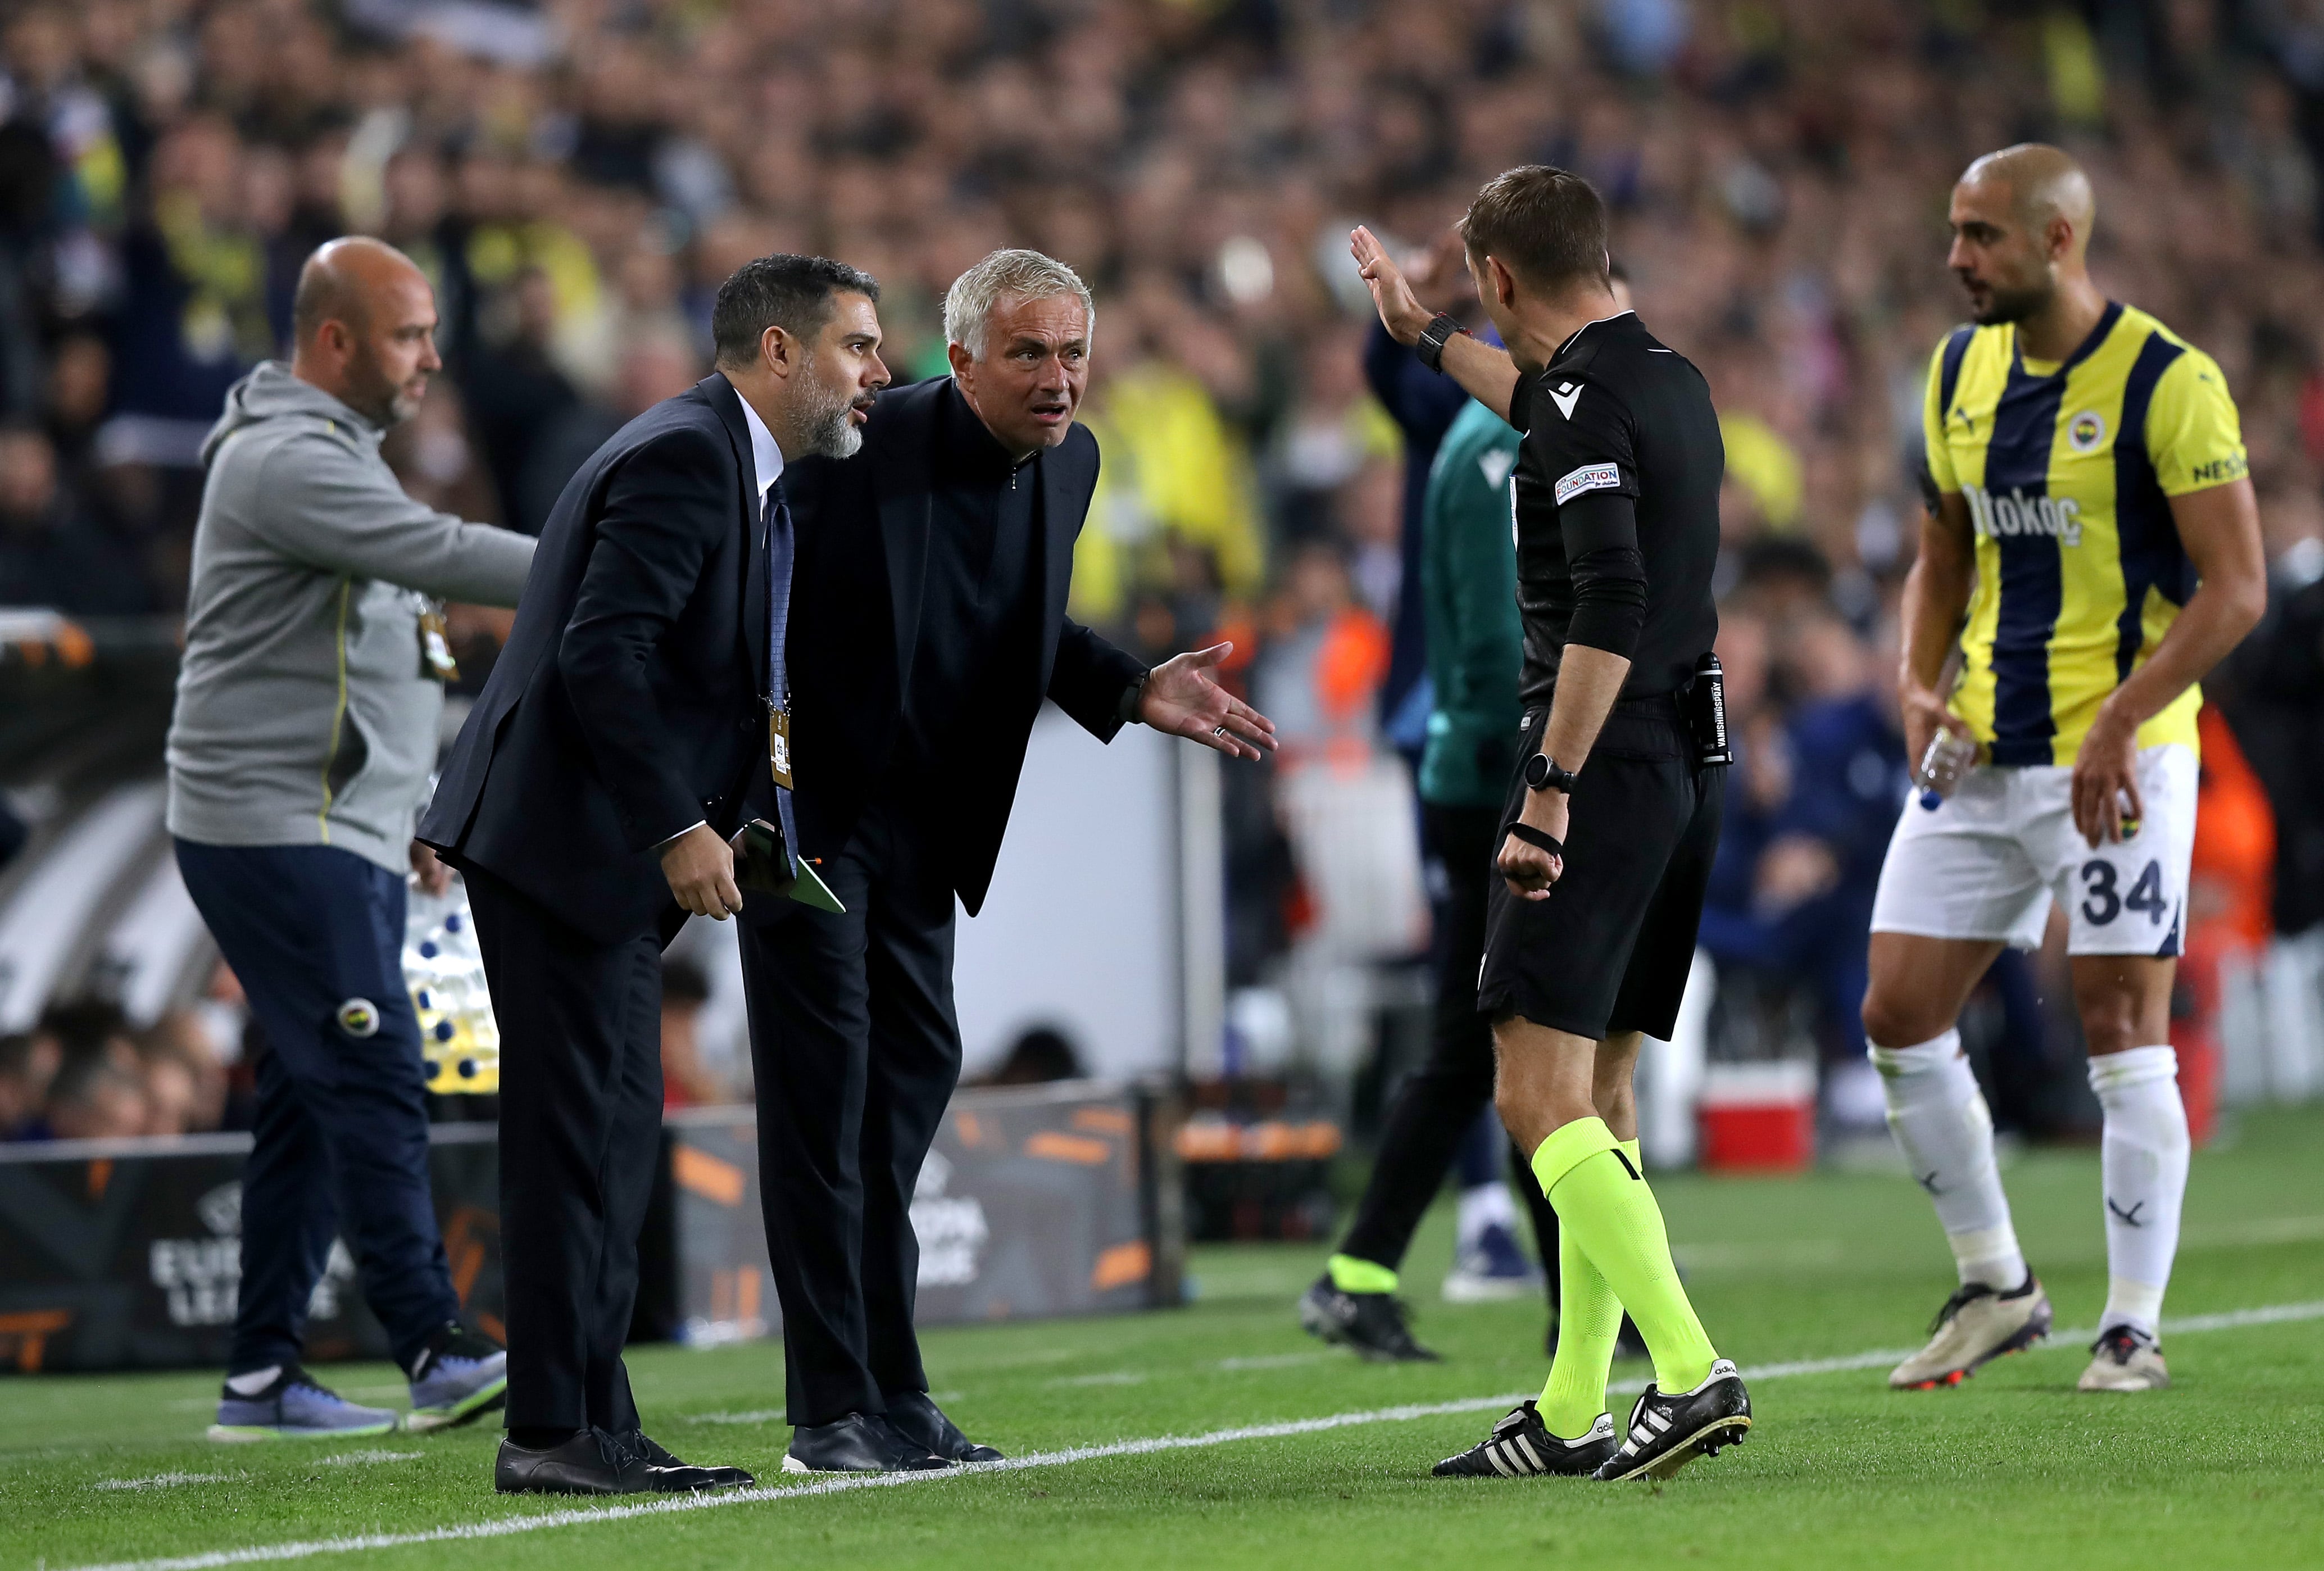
xmin=1273 ymin=325 xmax=1401 ymax=550
xmin=104 ymin=115 xmax=280 ymax=469
xmin=137 ymin=1046 xmax=199 ymax=1137
xmin=1251 ymin=541 xmax=1389 ymax=764
xmin=168 ymin=237 xmax=529 ymax=1444
xmin=1302 ymin=362 xmax=1565 ymax=1359
xmin=0 ymin=424 xmax=150 ymax=612
xmin=515 ymin=331 xmax=701 ymax=537
xmin=1759 ymin=612 xmax=1908 ymax=1069
xmin=2217 ymin=483 xmax=2324 ymax=1055
xmin=978 ymin=1027 xmax=1085 ymax=1087
xmin=139 ymin=1008 xmax=232 ymax=1135
xmin=1073 ymin=319 xmax=1267 ymax=640
xmin=657 ymin=957 xmax=727 ymax=1113
xmin=0 ymin=1032 xmax=61 ymax=1139
xmin=1864 ymin=147 xmax=2267 ymax=1397
xmin=41 ymin=1051 xmax=146 ymax=1140
xmin=44 ymin=334 xmax=112 ymax=490
xmin=462 ymin=266 xmax=580 ymax=532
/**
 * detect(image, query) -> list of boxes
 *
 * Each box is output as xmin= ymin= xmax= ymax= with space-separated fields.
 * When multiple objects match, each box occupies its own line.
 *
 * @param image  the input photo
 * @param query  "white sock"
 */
xmin=225 ymin=1364 xmax=282 ymax=1396
xmin=2089 ymin=1046 xmax=2189 ymax=1340
xmin=1456 ymin=1180 xmax=1518 ymax=1247
xmin=1869 ymin=1030 xmax=2028 ymax=1291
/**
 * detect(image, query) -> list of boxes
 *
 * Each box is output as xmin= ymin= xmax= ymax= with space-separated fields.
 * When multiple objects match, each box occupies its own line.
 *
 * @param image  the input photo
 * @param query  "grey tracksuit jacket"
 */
xmin=165 ymin=363 xmax=535 ymax=874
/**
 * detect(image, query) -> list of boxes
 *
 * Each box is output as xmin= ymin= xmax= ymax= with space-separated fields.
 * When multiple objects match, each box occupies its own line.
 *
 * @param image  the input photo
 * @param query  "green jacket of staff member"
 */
xmin=1417 ymin=397 xmax=1523 ymax=808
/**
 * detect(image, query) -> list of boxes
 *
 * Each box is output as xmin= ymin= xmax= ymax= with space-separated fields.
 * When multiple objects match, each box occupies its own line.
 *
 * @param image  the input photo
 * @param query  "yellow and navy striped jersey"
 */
xmin=1923 ymin=301 xmax=2246 ymax=767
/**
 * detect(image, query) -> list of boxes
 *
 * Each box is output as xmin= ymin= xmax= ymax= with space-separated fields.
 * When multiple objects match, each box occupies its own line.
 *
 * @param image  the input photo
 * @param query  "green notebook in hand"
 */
xmin=735 ymin=818 xmax=846 ymax=914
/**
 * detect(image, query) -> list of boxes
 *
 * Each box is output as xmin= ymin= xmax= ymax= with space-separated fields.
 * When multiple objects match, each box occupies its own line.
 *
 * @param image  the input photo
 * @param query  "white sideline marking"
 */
xmin=56 ymin=1299 xmax=2324 ymax=1571
xmin=2190 ymin=1215 xmax=2324 ymax=1247
xmin=89 ymin=1472 xmax=237 ymax=1493
xmin=1216 ymin=1352 xmax=1328 ymax=1372
xmin=316 ymin=1451 xmax=422 ymax=1468
xmin=682 ymin=1410 xmax=787 ymax=1427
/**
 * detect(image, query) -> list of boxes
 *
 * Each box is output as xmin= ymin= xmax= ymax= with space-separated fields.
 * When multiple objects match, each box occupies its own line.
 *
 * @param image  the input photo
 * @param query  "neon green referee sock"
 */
xmin=1327 ymin=1255 xmax=1399 ymax=1295
xmin=1536 ymin=1137 xmax=1642 ymax=1440
xmin=1531 ymin=1118 xmax=1716 ymax=1396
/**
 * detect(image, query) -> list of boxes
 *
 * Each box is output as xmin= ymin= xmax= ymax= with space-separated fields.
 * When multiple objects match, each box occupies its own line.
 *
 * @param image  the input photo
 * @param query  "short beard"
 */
xmin=344 ymin=341 xmax=416 ymax=426
xmin=795 ymin=356 xmax=864 ymax=459
xmin=1969 ymin=277 xmax=2053 ymax=327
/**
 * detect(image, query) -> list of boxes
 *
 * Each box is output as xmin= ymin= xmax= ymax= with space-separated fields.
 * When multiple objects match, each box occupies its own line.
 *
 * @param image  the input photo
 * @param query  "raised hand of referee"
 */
xmin=1351 ymin=226 xmax=1520 ymax=421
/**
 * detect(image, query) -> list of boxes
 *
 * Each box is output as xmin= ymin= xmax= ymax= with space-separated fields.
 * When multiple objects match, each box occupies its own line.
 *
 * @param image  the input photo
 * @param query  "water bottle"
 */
xmin=1914 ymin=727 xmax=1977 ymax=806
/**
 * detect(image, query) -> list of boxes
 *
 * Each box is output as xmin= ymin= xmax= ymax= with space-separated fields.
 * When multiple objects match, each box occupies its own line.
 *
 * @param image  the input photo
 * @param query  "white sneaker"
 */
xmin=2078 ymin=1325 xmax=2169 ymax=1392
xmin=1441 ymin=1223 xmax=1541 ymax=1303
xmin=1888 ymin=1276 xmax=2053 ymax=1389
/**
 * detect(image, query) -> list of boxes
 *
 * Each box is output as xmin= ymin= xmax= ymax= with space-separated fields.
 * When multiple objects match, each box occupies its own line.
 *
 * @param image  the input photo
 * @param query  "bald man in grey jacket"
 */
xmin=169 ymin=239 xmax=533 ymax=1442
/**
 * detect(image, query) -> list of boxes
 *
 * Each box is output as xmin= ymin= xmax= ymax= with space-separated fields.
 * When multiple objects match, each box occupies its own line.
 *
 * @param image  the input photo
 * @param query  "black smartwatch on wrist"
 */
xmin=1523 ymin=753 xmax=1578 ymax=794
xmin=1414 ymin=312 xmax=1468 ymax=373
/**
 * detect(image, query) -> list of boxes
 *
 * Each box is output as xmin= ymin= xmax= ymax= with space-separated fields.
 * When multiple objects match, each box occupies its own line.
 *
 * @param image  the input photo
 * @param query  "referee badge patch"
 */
xmin=1555 ymin=463 xmax=1622 ymax=506
xmin=337 ymin=998 xmax=380 ymax=1038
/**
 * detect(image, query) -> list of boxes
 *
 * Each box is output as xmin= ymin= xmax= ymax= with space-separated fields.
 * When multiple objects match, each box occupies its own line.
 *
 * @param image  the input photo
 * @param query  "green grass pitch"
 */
xmin=8 ymin=1106 xmax=2323 ymax=1571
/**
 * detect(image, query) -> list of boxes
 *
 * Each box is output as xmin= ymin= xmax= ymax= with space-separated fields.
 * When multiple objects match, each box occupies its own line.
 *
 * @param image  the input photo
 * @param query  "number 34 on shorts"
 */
xmin=2077 ymin=856 xmax=2172 ymax=930
xmin=1869 ymin=743 xmax=2196 ymax=959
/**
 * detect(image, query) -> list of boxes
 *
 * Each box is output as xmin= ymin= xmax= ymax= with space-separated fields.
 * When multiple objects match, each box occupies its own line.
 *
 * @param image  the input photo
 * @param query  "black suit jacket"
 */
xmin=765 ymin=376 xmax=1145 ymax=917
xmin=421 ymin=374 xmax=768 ymax=944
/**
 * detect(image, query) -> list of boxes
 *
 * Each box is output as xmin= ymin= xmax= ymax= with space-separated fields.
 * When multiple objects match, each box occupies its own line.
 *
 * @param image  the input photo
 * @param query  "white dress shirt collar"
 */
xmin=736 ymin=385 xmax=784 ymax=498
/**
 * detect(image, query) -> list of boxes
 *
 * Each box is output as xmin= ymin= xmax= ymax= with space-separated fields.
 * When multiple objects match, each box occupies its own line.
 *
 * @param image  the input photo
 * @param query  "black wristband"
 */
xmin=1501 ymin=821 xmax=1564 ymax=859
xmin=1415 ymin=312 xmax=1467 ymax=373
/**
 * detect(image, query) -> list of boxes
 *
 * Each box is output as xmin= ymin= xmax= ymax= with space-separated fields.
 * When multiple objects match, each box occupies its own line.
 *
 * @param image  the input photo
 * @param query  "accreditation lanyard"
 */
xmin=763 ymin=482 xmax=796 ymax=792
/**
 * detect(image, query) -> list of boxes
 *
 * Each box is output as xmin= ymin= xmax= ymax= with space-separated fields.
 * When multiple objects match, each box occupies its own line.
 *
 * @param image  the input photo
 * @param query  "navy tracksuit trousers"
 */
xmin=175 ymin=839 xmax=460 ymax=1375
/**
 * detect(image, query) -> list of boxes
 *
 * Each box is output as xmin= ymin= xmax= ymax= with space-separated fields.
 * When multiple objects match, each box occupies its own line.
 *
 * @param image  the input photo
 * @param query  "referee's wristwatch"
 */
xmin=1523 ymin=753 xmax=1578 ymax=794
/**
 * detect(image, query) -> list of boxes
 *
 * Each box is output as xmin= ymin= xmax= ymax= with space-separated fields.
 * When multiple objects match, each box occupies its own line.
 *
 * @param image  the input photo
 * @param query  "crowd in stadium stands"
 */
xmin=0 ymin=978 xmax=249 ymax=1141
xmin=3 ymin=1 xmax=2324 ymax=1134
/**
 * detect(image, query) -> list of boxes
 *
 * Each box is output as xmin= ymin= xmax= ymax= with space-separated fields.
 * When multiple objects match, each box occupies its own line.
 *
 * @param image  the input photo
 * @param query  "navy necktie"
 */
xmin=764 ymin=480 xmax=798 ymax=872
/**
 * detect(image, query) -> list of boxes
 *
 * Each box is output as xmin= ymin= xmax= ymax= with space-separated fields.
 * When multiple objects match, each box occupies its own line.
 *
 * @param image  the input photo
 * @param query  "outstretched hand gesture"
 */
xmin=1138 ymin=643 xmax=1278 ymax=761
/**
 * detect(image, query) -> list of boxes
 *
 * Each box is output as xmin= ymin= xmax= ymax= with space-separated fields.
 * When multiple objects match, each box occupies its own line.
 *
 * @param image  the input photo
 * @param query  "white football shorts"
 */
xmin=1869 ymin=743 xmax=2196 ymax=957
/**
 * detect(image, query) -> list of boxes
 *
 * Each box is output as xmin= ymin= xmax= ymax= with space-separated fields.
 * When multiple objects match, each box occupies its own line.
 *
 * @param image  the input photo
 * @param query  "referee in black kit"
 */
xmin=1351 ymin=167 xmax=1753 ymax=1483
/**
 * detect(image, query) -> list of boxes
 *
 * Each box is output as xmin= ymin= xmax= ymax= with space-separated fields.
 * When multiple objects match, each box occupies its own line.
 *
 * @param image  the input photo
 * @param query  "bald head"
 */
xmin=289 ymin=237 xmax=443 ymax=426
xmin=1960 ymin=143 xmax=2095 ymax=259
xmin=1946 ymin=144 xmax=2103 ymax=331
xmin=292 ymin=237 xmax=425 ymax=345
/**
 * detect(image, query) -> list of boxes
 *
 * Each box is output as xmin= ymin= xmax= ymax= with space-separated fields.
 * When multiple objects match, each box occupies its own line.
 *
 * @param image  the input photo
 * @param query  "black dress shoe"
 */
xmin=783 ymin=1412 xmax=950 ymax=1474
xmin=885 ymin=1390 xmax=1004 ymax=1463
xmin=494 ymin=1428 xmax=652 ymax=1495
xmin=624 ymin=1430 xmax=756 ymax=1491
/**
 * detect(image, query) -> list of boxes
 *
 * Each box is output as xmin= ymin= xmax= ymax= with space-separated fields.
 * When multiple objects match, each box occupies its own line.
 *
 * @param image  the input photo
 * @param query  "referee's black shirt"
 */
xmin=1505 ymin=310 xmax=1722 ymax=709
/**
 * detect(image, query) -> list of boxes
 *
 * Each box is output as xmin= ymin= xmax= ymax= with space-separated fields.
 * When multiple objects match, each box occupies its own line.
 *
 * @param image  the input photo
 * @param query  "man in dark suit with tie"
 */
xmin=420 ymin=254 xmax=891 ymax=1495
xmin=746 ymin=249 xmax=1277 ymax=1475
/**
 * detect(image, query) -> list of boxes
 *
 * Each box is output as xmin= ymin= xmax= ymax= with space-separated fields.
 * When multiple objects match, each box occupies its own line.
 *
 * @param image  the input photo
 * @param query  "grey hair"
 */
xmin=943 ymin=248 xmax=1096 ymax=360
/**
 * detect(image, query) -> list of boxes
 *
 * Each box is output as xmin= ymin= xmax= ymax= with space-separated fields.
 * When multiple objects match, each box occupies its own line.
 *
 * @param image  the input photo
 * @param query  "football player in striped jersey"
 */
xmin=1863 ymin=144 xmax=2266 ymax=1395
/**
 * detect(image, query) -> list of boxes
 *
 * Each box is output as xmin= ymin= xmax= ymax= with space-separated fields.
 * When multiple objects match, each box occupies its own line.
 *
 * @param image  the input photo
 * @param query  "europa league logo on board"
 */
xmin=147 ymin=1182 xmax=357 ymax=1329
xmin=910 ymin=1150 xmax=989 ymax=1288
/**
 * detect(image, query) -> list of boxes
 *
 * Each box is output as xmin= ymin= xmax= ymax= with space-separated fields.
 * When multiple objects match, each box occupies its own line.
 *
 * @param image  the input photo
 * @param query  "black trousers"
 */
xmin=465 ymin=864 xmax=666 ymax=1434
xmin=1337 ymin=802 xmax=1559 ymax=1294
xmin=738 ymin=798 xmax=961 ymax=1427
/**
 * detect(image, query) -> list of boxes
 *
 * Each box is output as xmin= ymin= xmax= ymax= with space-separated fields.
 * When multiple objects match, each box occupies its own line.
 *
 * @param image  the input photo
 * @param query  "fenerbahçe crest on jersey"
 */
xmin=1923 ymin=301 xmax=2246 ymax=767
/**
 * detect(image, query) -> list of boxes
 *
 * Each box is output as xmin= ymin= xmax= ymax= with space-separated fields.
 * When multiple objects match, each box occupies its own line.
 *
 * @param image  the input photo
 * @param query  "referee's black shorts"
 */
xmin=1477 ymin=694 xmax=1723 ymax=1043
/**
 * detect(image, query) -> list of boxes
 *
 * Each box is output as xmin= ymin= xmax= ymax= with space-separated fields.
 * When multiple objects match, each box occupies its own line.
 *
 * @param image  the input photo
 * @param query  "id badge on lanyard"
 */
xmin=768 ymin=700 xmax=794 ymax=791
xmin=418 ymin=602 xmax=460 ymax=683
